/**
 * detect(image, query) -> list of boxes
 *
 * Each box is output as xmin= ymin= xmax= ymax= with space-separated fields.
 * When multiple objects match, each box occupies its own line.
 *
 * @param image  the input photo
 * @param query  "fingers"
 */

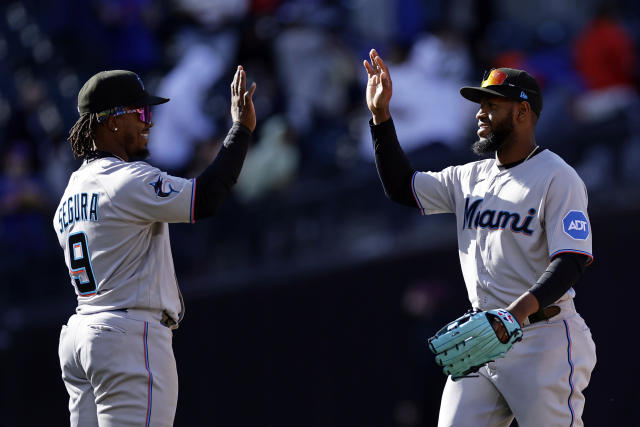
xmin=365 ymin=49 xmax=388 ymax=81
xmin=375 ymin=55 xmax=389 ymax=78
xmin=380 ymin=71 xmax=389 ymax=88
xmin=232 ymin=65 xmax=245 ymax=97
xmin=370 ymin=48 xmax=384 ymax=70
xmin=232 ymin=65 xmax=256 ymax=105
xmin=369 ymin=49 xmax=378 ymax=67
xmin=363 ymin=59 xmax=375 ymax=77
xmin=244 ymin=81 xmax=256 ymax=103
xmin=491 ymin=318 xmax=508 ymax=343
xmin=238 ymin=66 xmax=246 ymax=94
xmin=369 ymin=49 xmax=378 ymax=74
xmin=231 ymin=66 xmax=240 ymax=96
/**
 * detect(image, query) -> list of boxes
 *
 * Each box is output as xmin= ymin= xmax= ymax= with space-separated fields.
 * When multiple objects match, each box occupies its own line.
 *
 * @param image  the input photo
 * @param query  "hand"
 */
xmin=490 ymin=317 xmax=509 ymax=343
xmin=505 ymin=291 xmax=540 ymax=326
xmin=363 ymin=48 xmax=392 ymax=124
xmin=230 ymin=65 xmax=257 ymax=132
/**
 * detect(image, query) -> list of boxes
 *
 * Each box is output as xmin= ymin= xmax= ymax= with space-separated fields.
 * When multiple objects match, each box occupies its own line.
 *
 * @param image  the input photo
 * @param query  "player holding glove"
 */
xmin=364 ymin=48 xmax=596 ymax=426
xmin=428 ymin=309 xmax=522 ymax=380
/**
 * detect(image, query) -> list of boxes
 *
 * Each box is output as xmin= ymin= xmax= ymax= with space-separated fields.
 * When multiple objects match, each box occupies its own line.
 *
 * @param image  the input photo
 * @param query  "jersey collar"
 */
xmin=496 ymin=146 xmax=544 ymax=171
xmin=84 ymin=150 xmax=126 ymax=163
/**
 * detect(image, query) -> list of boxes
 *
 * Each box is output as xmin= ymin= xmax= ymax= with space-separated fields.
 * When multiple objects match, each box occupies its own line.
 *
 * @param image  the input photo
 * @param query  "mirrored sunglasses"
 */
xmin=96 ymin=105 xmax=152 ymax=124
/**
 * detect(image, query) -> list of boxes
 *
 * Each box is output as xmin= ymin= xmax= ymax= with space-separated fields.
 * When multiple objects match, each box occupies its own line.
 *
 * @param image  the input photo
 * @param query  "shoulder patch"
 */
xmin=150 ymin=175 xmax=179 ymax=198
xmin=562 ymin=210 xmax=589 ymax=240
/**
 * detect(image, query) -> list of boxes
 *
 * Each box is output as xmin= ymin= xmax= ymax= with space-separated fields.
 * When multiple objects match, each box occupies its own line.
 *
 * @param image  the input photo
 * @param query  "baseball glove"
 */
xmin=427 ymin=309 xmax=523 ymax=381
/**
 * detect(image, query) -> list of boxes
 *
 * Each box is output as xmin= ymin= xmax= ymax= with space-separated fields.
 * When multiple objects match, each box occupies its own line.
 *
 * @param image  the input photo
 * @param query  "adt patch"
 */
xmin=562 ymin=211 xmax=589 ymax=240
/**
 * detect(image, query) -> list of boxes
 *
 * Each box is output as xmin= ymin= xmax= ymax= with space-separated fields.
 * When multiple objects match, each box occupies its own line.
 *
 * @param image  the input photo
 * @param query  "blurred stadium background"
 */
xmin=1 ymin=0 xmax=639 ymax=425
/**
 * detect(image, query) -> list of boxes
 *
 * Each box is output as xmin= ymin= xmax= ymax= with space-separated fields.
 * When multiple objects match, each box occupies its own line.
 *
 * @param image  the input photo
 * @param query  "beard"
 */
xmin=472 ymin=116 xmax=514 ymax=156
xmin=129 ymin=148 xmax=150 ymax=161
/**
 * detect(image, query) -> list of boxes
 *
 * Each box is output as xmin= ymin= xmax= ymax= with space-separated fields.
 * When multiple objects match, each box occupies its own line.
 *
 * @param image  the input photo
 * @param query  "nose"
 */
xmin=476 ymin=107 xmax=488 ymax=121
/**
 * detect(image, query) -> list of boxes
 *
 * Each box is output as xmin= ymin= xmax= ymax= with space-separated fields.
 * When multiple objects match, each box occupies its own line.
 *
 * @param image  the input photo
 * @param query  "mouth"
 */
xmin=477 ymin=122 xmax=491 ymax=137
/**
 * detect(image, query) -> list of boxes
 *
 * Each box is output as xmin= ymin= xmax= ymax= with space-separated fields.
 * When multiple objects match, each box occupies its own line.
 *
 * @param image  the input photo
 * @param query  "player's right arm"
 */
xmin=364 ymin=49 xmax=417 ymax=207
xmin=364 ymin=49 xmax=456 ymax=213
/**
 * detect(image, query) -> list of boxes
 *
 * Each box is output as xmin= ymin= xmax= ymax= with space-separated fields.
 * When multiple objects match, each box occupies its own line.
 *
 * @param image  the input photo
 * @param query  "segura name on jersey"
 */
xmin=58 ymin=192 xmax=99 ymax=233
xmin=463 ymin=197 xmax=536 ymax=235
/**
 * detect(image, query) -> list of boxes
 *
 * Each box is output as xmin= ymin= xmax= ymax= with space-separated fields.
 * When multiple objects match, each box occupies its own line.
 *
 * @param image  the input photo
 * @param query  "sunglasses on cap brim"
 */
xmin=481 ymin=69 xmax=509 ymax=88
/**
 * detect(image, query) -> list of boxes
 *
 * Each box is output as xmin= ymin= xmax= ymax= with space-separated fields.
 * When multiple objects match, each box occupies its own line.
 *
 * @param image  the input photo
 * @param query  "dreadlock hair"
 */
xmin=68 ymin=113 xmax=100 ymax=159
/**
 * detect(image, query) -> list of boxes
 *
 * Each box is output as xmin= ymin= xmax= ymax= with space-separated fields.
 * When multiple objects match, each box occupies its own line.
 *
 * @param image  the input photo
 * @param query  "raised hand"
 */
xmin=230 ymin=65 xmax=257 ymax=132
xmin=363 ymin=49 xmax=392 ymax=124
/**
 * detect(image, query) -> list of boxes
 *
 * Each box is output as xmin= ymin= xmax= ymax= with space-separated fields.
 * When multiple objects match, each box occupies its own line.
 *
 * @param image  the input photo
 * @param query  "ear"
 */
xmin=516 ymin=101 xmax=531 ymax=122
xmin=106 ymin=115 xmax=119 ymax=133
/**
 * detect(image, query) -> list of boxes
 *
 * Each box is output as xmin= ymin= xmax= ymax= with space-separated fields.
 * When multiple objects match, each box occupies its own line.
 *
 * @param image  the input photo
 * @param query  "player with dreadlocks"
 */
xmin=54 ymin=67 xmax=256 ymax=426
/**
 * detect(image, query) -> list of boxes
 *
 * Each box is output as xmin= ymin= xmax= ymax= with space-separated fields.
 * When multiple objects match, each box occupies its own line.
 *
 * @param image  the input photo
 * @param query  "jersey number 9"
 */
xmin=68 ymin=232 xmax=97 ymax=296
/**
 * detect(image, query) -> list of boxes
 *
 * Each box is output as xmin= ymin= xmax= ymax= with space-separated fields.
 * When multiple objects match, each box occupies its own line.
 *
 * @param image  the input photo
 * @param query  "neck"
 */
xmin=93 ymin=128 xmax=129 ymax=161
xmin=496 ymin=134 xmax=537 ymax=165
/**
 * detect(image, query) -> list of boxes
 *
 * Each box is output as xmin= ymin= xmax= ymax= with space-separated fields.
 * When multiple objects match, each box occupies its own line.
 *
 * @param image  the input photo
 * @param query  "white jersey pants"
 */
xmin=438 ymin=300 xmax=597 ymax=427
xmin=59 ymin=310 xmax=178 ymax=426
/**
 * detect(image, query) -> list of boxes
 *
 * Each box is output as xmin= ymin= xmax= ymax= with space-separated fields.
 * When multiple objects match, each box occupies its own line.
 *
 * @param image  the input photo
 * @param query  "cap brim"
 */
xmin=142 ymin=94 xmax=170 ymax=106
xmin=460 ymin=86 xmax=509 ymax=103
xmin=129 ymin=93 xmax=170 ymax=108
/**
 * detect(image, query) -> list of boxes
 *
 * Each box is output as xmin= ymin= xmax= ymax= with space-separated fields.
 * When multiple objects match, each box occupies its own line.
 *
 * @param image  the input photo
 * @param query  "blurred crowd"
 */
xmin=1 ymin=0 xmax=639 ymax=307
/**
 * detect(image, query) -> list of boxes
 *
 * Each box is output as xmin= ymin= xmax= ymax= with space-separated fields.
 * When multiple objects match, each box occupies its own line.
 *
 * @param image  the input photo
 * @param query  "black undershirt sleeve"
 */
xmin=370 ymin=118 xmax=418 ymax=207
xmin=193 ymin=122 xmax=251 ymax=220
xmin=529 ymin=253 xmax=589 ymax=308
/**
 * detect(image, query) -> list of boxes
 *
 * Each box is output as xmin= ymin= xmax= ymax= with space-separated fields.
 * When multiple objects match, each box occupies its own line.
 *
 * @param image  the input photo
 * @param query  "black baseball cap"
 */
xmin=460 ymin=68 xmax=542 ymax=116
xmin=77 ymin=70 xmax=169 ymax=115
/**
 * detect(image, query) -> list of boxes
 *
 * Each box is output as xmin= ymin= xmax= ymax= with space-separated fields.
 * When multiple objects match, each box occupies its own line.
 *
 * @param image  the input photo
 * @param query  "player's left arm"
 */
xmin=192 ymin=122 xmax=251 ymax=220
xmin=505 ymin=253 xmax=589 ymax=325
xmin=507 ymin=166 xmax=593 ymax=325
xmin=193 ymin=65 xmax=256 ymax=221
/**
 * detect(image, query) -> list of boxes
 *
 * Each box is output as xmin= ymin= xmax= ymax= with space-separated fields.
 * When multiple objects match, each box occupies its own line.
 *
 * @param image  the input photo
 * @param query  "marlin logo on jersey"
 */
xmin=463 ymin=197 xmax=536 ymax=235
xmin=150 ymin=176 xmax=178 ymax=198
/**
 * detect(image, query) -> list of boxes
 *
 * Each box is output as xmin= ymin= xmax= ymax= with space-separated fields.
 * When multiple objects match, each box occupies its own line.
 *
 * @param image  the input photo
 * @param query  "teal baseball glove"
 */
xmin=428 ymin=309 xmax=523 ymax=381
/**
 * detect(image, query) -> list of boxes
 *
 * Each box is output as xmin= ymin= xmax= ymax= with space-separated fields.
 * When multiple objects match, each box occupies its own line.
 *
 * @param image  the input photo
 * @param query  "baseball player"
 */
xmin=54 ymin=66 xmax=256 ymax=426
xmin=364 ymin=49 xmax=596 ymax=426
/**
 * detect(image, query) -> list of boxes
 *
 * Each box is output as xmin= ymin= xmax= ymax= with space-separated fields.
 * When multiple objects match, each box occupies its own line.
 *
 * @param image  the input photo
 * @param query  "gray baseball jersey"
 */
xmin=412 ymin=148 xmax=596 ymax=426
xmin=53 ymin=155 xmax=195 ymax=322
xmin=411 ymin=148 xmax=592 ymax=309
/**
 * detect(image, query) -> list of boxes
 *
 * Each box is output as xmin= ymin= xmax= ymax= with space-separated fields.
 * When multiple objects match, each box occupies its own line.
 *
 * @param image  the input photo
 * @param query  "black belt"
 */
xmin=161 ymin=311 xmax=178 ymax=328
xmin=528 ymin=305 xmax=561 ymax=324
xmin=113 ymin=309 xmax=177 ymax=328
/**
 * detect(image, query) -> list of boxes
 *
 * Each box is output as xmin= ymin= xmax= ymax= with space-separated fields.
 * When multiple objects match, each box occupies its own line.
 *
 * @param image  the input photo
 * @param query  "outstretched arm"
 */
xmin=364 ymin=49 xmax=417 ymax=207
xmin=194 ymin=66 xmax=257 ymax=220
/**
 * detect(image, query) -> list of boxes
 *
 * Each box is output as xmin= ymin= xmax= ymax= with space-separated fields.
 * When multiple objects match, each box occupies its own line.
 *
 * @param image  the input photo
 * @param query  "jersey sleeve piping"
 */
xmin=190 ymin=178 xmax=196 ymax=224
xmin=550 ymin=249 xmax=594 ymax=266
xmin=411 ymin=171 xmax=426 ymax=216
